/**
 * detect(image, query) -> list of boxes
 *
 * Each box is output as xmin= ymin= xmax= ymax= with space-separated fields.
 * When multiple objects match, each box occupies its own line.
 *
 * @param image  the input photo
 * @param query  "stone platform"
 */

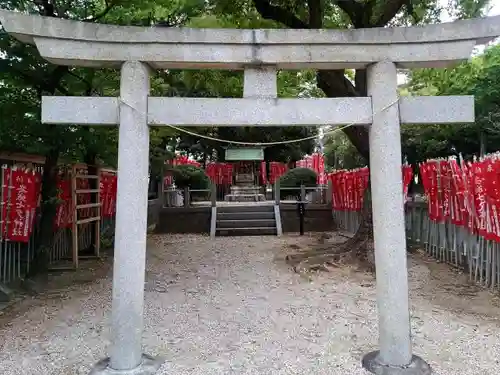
xmin=225 ymin=185 xmax=265 ymax=202
xmin=225 ymin=173 xmax=265 ymax=202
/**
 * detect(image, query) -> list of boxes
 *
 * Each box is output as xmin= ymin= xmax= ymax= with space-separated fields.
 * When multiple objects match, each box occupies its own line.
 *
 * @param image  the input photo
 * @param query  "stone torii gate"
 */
xmin=1 ymin=10 xmax=500 ymax=375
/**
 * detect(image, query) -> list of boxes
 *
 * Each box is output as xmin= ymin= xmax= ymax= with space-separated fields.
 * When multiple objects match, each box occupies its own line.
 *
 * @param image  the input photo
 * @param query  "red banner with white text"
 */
xmin=1 ymin=168 xmax=41 ymax=242
xmin=100 ymin=172 xmax=117 ymax=218
xmin=329 ymin=165 xmax=413 ymax=212
xmin=269 ymin=162 xmax=288 ymax=184
xmin=205 ymin=163 xmax=233 ymax=185
xmin=419 ymin=154 xmax=500 ymax=242
xmin=296 ymin=153 xmax=327 ymax=184
xmin=54 ymin=177 xmax=72 ymax=229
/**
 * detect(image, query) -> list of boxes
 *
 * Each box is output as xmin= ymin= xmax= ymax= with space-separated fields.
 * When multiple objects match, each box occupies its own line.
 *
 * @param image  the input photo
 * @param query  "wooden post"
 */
xmin=327 ymin=179 xmax=333 ymax=205
xmin=300 ymin=184 xmax=306 ymax=202
xmin=71 ymin=165 xmax=79 ymax=269
xmin=183 ymin=187 xmax=189 ymax=208
xmin=95 ymin=167 xmax=101 ymax=258
xmin=274 ymin=179 xmax=280 ymax=205
xmin=211 ymin=183 xmax=216 ymax=207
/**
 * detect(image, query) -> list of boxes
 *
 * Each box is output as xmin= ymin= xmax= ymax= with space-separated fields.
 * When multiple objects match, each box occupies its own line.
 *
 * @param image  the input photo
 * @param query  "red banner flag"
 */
xmin=6 ymin=170 xmax=39 ymax=242
xmin=260 ymin=161 xmax=267 ymax=185
xmin=100 ymin=173 xmax=117 ymax=218
xmin=331 ymin=165 xmax=410 ymax=211
xmin=402 ymin=164 xmax=413 ymax=201
xmin=1 ymin=167 xmax=11 ymax=236
xmin=269 ymin=162 xmax=288 ymax=184
xmin=54 ymin=177 xmax=72 ymax=229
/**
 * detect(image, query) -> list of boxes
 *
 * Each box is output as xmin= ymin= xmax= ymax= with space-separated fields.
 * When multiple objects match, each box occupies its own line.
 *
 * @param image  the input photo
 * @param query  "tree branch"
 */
xmin=308 ymin=0 xmax=323 ymax=28
xmin=317 ymin=70 xmax=357 ymax=97
xmin=85 ymin=0 xmax=116 ymax=22
xmin=33 ymin=0 xmax=55 ymax=17
xmin=249 ymin=0 xmax=371 ymax=159
xmin=372 ymin=0 xmax=407 ymax=27
xmin=317 ymin=70 xmax=370 ymax=160
xmin=252 ymin=0 xmax=309 ymax=28
xmin=155 ymin=14 xmax=189 ymax=27
xmin=354 ymin=70 xmax=367 ymax=97
xmin=66 ymin=70 xmax=96 ymax=95
xmin=4 ymin=64 xmax=70 ymax=95
xmin=46 ymin=65 xmax=69 ymax=94
xmin=333 ymin=0 xmax=364 ymax=27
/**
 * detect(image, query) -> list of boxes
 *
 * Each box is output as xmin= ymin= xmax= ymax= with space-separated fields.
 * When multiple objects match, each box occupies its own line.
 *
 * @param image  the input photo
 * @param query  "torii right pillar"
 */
xmin=362 ymin=60 xmax=432 ymax=375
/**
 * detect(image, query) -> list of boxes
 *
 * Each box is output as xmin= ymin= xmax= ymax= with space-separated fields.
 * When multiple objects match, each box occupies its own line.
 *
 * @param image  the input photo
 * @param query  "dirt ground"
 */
xmin=0 ymin=233 xmax=499 ymax=375
xmin=279 ymin=233 xmax=500 ymax=321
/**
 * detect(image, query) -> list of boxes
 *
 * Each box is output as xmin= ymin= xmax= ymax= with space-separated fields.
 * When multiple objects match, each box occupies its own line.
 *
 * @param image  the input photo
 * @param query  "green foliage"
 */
xmin=279 ymin=167 xmax=317 ymax=188
xmin=150 ymin=145 xmax=175 ymax=179
xmin=170 ymin=164 xmax=210 ymax=189
xmin=164 ymin=66 xmax=317 ymax=163
xmin=323 ymin=131 xmax=366 ymax=170
xmin=2 ymin=0 xmax=491 ymax=169
xmin=403 ymin=43 xmax=500 ymax=163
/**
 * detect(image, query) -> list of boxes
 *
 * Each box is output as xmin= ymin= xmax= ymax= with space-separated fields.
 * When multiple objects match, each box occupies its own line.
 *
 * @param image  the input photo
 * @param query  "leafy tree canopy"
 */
xmin=402 ymin=43 xmax=500 ymax=164
xmin=324 ymin=42 xmax=500 ymax=169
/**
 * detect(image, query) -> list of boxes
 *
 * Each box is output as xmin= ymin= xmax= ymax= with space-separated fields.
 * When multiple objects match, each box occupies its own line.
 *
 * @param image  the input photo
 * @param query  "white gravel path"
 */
xmin=1 ymin=234 xmax=500 ymax=375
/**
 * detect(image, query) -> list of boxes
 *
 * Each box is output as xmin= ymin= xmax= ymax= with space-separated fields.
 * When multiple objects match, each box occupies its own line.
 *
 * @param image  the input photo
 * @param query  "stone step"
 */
xmin=230 ymin=185 xmax=261 ymax=190
xmin=217 ymin=211 xmax=275 ymax=220
xmin=229 ymin=189 xmax=261 ymax=195
xmin=216 ymin=227 xmax=277 ymax=236
xmin=218 ymin=205 xmax=274 ymax=213
xmin=235 ymin=174 xmax=254 ymax=183
xmin=231 ymin=181 xmax=259 ymax=188
xmin=224 ymin=194 xmax=266 ymax=202
xmin=216 ymin=219 xmax=276 ymax=228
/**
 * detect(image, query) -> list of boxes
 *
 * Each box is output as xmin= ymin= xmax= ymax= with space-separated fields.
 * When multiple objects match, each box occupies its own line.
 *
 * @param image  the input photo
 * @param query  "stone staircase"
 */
xmin=215 ymin=204 xmax=280 ymax=236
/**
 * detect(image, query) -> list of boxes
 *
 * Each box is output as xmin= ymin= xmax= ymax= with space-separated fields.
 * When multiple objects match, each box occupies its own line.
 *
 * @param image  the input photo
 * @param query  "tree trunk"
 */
xmin=343 ymin=189 xmax=375 ymax=267
xmin=27 ymin=147 xmax=60 ymax=277
xmin=316 ymin=70 xmax=374 ymax=260
xmin=252 ymin=0 xmax=416 ymax=268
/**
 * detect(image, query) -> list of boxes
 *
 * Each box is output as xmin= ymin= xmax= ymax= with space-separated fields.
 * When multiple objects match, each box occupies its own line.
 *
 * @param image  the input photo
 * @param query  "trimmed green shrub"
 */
xmin=170 ymin=164 xmax=210 ymax=190
xmin=279 ymin=167 xmax=317 ymax=187
xmin=278 ymin=168 xmax=317 ymax=200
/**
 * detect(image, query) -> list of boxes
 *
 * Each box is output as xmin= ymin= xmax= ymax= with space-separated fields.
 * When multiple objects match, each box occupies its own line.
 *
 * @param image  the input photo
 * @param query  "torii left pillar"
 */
xmin=90 ymin=61 xmax=163 ymax=374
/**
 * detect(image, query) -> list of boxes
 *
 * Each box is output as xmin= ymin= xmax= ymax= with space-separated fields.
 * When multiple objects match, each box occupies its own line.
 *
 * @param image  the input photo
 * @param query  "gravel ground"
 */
xmin=1 ymin=233 xmax=500 ymax=375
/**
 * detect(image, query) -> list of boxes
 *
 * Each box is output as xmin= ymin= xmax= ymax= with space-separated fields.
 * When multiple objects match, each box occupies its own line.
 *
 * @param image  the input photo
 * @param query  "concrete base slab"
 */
xmin=362 ymin=351 xmax=432 ymax=375
xmin=88 ymin=354 xmax=164 ymax=375
xmin=0 ymin=282 xmax=13 ymax=302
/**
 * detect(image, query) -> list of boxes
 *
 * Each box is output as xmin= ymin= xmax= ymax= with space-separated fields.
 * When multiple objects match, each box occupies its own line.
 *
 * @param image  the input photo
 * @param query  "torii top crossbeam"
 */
xmin=1 ymin=10 xmax=500 ymax=69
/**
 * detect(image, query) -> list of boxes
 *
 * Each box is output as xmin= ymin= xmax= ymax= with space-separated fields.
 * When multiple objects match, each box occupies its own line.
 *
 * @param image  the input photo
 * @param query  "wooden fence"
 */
xmin=334 ymin=200 xmax=500 ymax=290
xmin=0 ymin=153 xmax=116 ymax=287
xmin=161 ymin=183 xmax=332 ymax=208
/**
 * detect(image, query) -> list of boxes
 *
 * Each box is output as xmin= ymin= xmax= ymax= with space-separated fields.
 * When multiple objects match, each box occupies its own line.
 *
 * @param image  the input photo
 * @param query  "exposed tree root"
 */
xmin=285 ymin=245 xmax=349 ymax=265
xmin=293 ymin=253 xmax=346 ymax=273
xmin=286 ymin=196 xmax=375 ymax=274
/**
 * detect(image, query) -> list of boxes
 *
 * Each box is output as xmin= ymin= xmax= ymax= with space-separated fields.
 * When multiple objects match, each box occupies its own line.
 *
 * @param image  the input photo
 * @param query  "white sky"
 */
xmin=440 ymin=0 xmax=500 ymax=21
xmin=487 ymin=0 xmax=500 ymax=15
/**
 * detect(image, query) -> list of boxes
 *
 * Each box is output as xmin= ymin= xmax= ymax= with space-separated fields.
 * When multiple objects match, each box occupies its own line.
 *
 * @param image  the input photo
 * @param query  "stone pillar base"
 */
xmin=362 ymin=351 xmax=432 ymax=375
xmin=89 ymin=354 xmax=163 ymax=375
